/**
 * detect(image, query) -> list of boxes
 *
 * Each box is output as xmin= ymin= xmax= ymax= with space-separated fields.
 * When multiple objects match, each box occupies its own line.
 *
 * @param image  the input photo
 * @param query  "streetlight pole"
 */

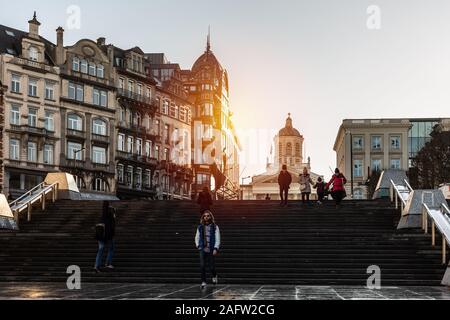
xmin=348 ymin=131 xmax=354 ymax=198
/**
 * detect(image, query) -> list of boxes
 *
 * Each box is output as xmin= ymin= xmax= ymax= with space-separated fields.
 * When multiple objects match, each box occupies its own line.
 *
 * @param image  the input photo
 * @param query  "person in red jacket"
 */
xmin=326 ymin=168 xmax=347 ymax=208
xmin=278 ymin=165 xmax=292 ymax=206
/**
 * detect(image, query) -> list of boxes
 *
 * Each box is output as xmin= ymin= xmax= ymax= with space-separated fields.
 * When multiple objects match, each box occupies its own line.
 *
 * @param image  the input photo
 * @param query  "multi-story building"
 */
xmin=0 ymin=80 xmax=5 ymax=193
xmin=147 ymin=53 xmax=193 ymax=199
xmin=55 ymin=29 xmax=116 ymax=196
xmin=333 ymin=118 xmax=450 ymax=199
xmin=0 ymin=15 xmax=62 ymax=198
xmin=103 ymin=44 xmax=160 ymax=199
xmin=181 ymin=38 xmax=241 ymax=199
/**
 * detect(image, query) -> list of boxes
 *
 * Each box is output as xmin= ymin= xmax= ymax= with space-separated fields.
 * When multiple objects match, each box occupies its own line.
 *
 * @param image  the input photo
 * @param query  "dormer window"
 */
xmin=29 ymin=46 xmax=38 ymax=61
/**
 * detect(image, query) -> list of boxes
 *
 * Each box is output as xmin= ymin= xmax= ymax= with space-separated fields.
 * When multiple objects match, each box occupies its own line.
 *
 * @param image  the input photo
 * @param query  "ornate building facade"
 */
xmin=181 ymin=38 xmax=241 ymax=199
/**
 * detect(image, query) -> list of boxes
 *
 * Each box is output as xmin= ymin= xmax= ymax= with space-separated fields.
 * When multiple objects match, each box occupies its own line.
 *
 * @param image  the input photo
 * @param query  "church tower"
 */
xmin=274 ymin=114 xmax=305 ymax=170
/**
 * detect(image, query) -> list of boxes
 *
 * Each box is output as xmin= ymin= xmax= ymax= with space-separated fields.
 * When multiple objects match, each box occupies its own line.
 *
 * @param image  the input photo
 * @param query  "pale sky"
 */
xmin=2 ymin=0 xmax=450 ymax=181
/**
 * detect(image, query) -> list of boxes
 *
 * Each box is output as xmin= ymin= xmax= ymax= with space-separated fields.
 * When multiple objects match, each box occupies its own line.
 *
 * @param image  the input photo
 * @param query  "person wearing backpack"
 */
xmin=94 ymin=201 xmax=116 ymax=273
xmin=326 ymin=168 xmax=348 ymax=209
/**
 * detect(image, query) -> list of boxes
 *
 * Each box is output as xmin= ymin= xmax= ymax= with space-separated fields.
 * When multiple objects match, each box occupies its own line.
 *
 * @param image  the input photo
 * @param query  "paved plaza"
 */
xmin=1 ymin=283 xmax=450 ymax=300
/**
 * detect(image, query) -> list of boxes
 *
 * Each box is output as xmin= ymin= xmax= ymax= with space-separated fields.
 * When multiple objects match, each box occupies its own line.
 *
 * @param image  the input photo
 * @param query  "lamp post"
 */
xmin=73 ymin=148 xmax=85 ymax=164
xmin=241 ymin=176 xmax=251 ymax=200
xmin=346 ymin=130 xmax=354 ymax=199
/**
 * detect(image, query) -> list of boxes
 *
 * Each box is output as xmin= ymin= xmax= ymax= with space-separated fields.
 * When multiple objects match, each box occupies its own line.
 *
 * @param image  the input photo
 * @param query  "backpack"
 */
xmin=95 ymin=223 xmax=105 ymax=241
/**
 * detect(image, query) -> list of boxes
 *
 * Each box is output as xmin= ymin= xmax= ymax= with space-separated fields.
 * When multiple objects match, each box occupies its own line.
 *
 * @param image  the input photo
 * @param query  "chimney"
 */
xmin=28 ymin=11 xmax=41 ymax=39
xmin=56 ymin=27 xmax=65 ymax=65
xmin=97 ymin=37 xmax=106 ymax=46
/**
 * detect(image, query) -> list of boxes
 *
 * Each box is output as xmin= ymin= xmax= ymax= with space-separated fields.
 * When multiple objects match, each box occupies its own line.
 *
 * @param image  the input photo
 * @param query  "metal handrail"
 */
xmin=9 ymin=182 xmax=47 ymax=207
xmin=404 ymin=179 xmax=413 ymax=192
xmin=390 ymin=179 xmax=410 ymax=211
xmin=422 ymin=203 xmax=450 ymax=264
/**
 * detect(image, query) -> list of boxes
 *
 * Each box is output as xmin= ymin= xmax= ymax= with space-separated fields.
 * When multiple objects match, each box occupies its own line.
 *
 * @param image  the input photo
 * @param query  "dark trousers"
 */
xmin=279 ymin=186 xmax=289 ymax=203
xmin=333 ymin=190 xmax=344 ymax=205
xmin=317 ymin=192 xmax=325 ymax=202
xmin=200 ymin=250 xmax=216 ymax=282
xmin=302 ymin=192 xmax=311 ymax=204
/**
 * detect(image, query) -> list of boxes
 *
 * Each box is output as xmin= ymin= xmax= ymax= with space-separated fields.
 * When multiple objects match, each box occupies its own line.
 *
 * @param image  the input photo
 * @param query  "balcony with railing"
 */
xmin=11 ymin=57 xmax=57 ymax=74
xmin=92 ymin=162 xmax=111 ymax=171
xmin=67 ymin=129 xmax=86 ymax=140
xmin=117 ymin=88 xmax=156 ymax=107
xmin=8 ymin=124 xmax=55 ymax=137
xmin=92 ymin=133 xmax=110 ymax=144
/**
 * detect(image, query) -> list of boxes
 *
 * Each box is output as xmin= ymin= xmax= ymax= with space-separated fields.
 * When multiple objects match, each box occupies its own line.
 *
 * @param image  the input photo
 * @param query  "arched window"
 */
xmin=286 ymin=143 xmax=292 ymax=156
xmin=67 ymin=114 xmax=82 ymax=131
xmin=92 ymin=178 xmax=108 ymax=192
xmin=74 ymin=176 xmax=86 ymax=190
xmin=29 ymin=47 xmax=38 ymax=61
xmin=295 ymin=143 xmax=301 ymax=157
xmin=92 ymin=118 xmax=107 ymax=136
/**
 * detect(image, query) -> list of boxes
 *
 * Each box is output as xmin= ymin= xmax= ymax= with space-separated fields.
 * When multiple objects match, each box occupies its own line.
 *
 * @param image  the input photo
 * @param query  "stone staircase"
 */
xmin=0 ymin=199 xmax=446 ymax=285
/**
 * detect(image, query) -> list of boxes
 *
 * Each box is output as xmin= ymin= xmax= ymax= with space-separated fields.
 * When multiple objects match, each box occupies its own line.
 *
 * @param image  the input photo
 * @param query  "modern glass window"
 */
xmin=44 ymin=111 xmax=54 ymax=131
xmin=353 ymin=159 xmax=363 ymax=177
xmin=72 ymin=57 xmax=80 ymax=71
xmin=93 ymin=119 xmax=107 ymax=135
xmin=68 ymin=82 xmax=84 ymax=102
xmin=136 ymin=138 xmax=143 ymax=156
xmin=29 ymin=47 xmax=38 ymax=61
xmin=93 ymin=89 xmax=107 ymax=107
xmin=11 ymin=74 xmax=20 ymax=93
xmin=67 ymin=114 xmax=82 ymax=131
xmin=371 ymin=136 xmax=382 ymax=150
xmin=127 ymin=136 xmax=133 ymax=153
xmin=27 ymin=142 xmax=37 ymax=162
xmin=28 ymin=79 xmax=38 ymax=97
xmin=45 ymin=82 xmax=54 ymax=100
xmin=372 ymin=159 xmax=382 ymax=172
xmin=80 ymin=60 xmax=88 ymax=74
xmin=92 ymin=146 xmax=106 ymax=164
xmin=117 ymin=164 xmax=124 ymax=184
xmin=118 ymin=134 xmax=125 ymax=151
xmin=43 ymin=144 xmax=54 ymax=164
xmin=67 ymin=142 xmax=83 ymax=160
xmin=10 ymin=105 xmax=20 ymax=125
xmin=97 ymin=65 xmax=104 ymax=78
xmin=352 ymin=136 xmax=364 ymax=149
xmin=390 ymin=159 xmax=401 ymax=169
xmin=88 ymin=63 xmax=96 ymax=76
xmin=28 ymin=108 xmax=37 ymax=127
xmin=390 ymin=136 xmax=401 ymax=150
xmin=9 ymin=139 xmax=20 ymax=160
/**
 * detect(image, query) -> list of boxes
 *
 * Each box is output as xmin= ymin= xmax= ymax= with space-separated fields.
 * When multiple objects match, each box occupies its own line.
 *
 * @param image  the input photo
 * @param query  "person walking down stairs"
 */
xmin=197 ymin=187 xmax=213 ymax=215
xmin=94 ymin=201 xmax=116 ymax=273
xmin=314 ymin=177 xmax=326 ymax=205
xmin=326 ymin=168 xmax=348 ymax=209
xmin=278 ymin=165 xmax=292 ymax=207
xmin=195 ymin=210 xmax=221 ymax=289
xmin=299 ymin=167 xmax=313 ymax=205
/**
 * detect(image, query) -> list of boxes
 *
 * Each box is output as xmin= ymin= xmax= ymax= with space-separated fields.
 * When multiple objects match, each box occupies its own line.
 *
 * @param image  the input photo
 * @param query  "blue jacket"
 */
xmin=195 ymin=224 xmax=221 ymax=252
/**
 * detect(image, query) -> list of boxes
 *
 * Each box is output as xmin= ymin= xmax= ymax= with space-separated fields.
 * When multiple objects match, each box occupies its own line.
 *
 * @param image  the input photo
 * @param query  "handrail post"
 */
xmin=395 ymin=192 xmax=398 ymax=209
xmin=41 ymin=192 xmax=46 ymax=211
xmin=54 ymin=183 xmax=58 ymax=201
xmin=425 ymin=212 xmax=428 ymax=234
xmin=443 ymin=237 xmax=447 ymax=265
xmin=27 ymin=202 xmax=32 ymax=222
xmin=432 ymin=221 xmax=436 ymax=246
xmin=422 ymin=207 xmax=426 ymax=231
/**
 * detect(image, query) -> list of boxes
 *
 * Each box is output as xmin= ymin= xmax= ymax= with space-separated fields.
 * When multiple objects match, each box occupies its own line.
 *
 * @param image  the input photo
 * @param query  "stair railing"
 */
xmin=9 ymin=182 xmax=59 ymax=226
xmin=390 ymin=179 xmax=410 ymax=212
xmin=422 ymin=203 xmax=450 ymax=265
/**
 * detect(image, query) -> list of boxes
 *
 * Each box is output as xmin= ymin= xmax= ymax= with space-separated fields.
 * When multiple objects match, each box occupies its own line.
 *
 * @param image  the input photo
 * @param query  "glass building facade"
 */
xmin=408 ymin=119 xmax=439 ymax=167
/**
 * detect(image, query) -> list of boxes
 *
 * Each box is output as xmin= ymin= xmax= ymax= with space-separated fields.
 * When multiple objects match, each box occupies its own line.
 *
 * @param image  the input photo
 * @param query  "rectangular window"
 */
xmin=353 ymin=159 xmax=363 ymax=177
xmin=202 ymin=103 xmax=213 ymax=116
xmin=372 ymin=159 xmax=382 ymax=172
xmin=352 ymin=136 xmax=363 ymax=149
xmin=27 ymin=142 xmax=37 ymax=162
xmin=119 ymin=78 xmax=124 ymax=89
xmin=127 ymin=136 xmax=133 ymax=153
xmin=371 ymin=136 xmax=382 ymax=150
xmin=390 ymin=136 xmax=401 ymax=150
xmin=89 ymin=63 xmax=96 ymax=76
xmin=118 ymin=134 xmax=125 ymax=151
xmin=162 ymin=100 xmax=169 ymax=114
xmin=92 ymin=146 xmax=106 ymax=164
xmin=155 ymin=145 xmax=160 ymax=160
xmin=390 ymin=159 xmax=401 ymax=169
xmin=144 ymin=169 xmax=151 ymax=188
xmin=11 ymin=74 xmax=20 ymax=93
xmin=72 ymin=57 xmax=80 ymax=72
xmin=28 ymin=79 xmax=38 ymax=97
xmin=117 ymin=164 xmax=124 ymax=184
xmin=45 ymin=111 xmax=54 ymax=131
xmin=93 ymin=89 xmax=107 ymax=106
xmin=137 ymin=84 xmax=142 ymax=96
xmin=80 ymin=60 xmax=88 ymax=74
xmin=10 ymin=104 xmax=20 ymax=125
xmin=68 ymin=114 xmax=82 ymax=131
xmin=164 ymin=148 xmax=169 ymax=161
xmin=136 ymin=138 xmax=142 ymax=156
xmin=9 ymin=139 xmax=19 ymax=160
xmin=145 ymin=141 xmax=151 ymax=157
xmin=28 ymin=108 xmax=37 ymax=127
xmin=67 ymin=142 xmax=83 ymax=160
xmin=126 ymin=166 xmax=133 ymax=187
xmin=128 ymin=80 xmax=134 ymax=93
xmin=179 ymin=107 xmax=187 ymax=122
xmin=135 ymin=168 xmax=142 ymax=189
xmin=97 ymin=65 xmax=104 ymax=78
xmin=93 ymin=89 xmax=100 ymax=106
xmin=68 ymin=82 xmax=84 ymax=101
xmin=100 ymin=91 xmax=107 ymax=107
xmin=44 ymin=144 xmax=54 ymax=164
xmin=45 ymin=82 xmax=54 ymax=100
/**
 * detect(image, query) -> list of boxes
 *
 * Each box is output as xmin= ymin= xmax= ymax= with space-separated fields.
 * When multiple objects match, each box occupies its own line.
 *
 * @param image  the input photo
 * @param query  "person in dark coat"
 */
xmin=278 ymin=165 xmax=292 ymax=206
xmin=314 ymin=177 xmax=326 ymax=204
xmin=94 ymin=201 xmax=116 ymax=273
xmin=197 ymin=187 xmax=213 ymax=214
